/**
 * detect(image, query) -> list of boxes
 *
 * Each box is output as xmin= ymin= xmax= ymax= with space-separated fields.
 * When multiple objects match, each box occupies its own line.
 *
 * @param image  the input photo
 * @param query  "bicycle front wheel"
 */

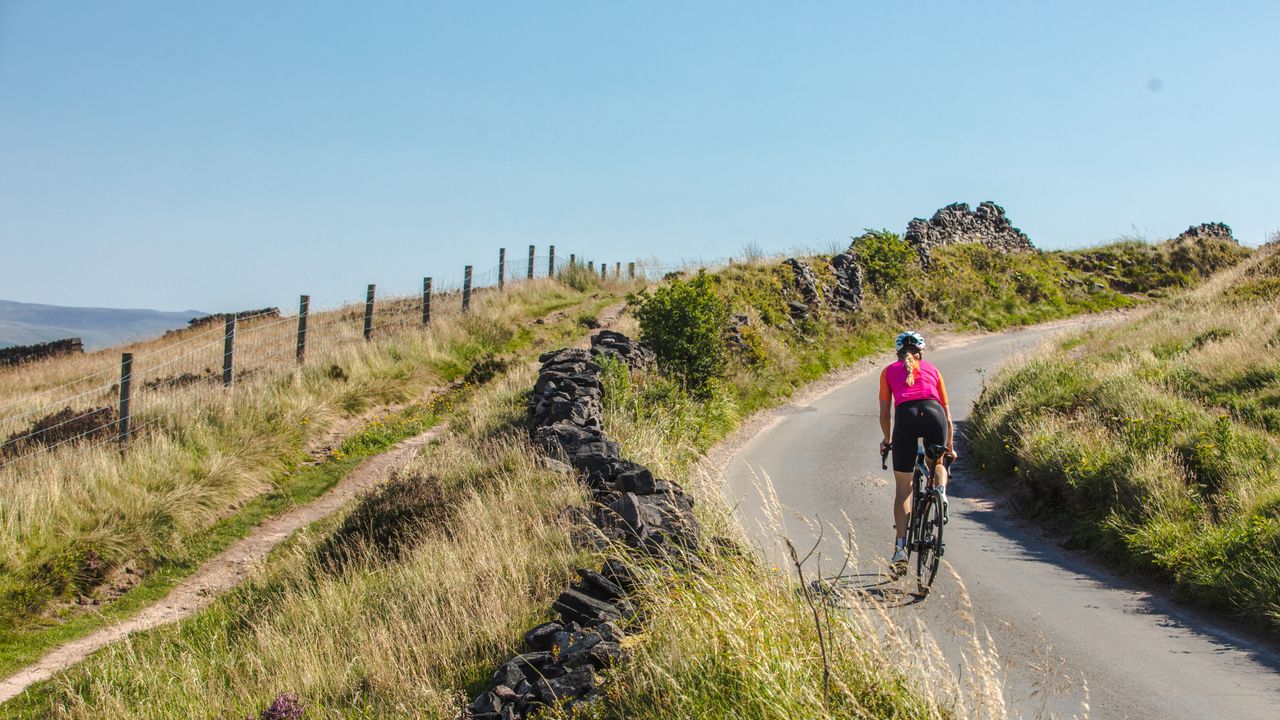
xmin=915 ymin=493 xmax=944 ymax=594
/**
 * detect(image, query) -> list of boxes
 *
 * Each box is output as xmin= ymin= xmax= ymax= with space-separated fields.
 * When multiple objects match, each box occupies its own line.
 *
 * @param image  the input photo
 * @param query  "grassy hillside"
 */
xmin=969 ymin=241 xmax=1279 ymax=632
xmin=1 ymin=231 xmax=1248 ymax=717
xmin=0 ymin=278 xmax=623 ymax=674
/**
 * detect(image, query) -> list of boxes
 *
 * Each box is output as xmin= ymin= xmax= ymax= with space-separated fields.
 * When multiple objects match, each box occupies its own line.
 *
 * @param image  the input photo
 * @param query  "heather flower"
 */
xmin=254 ymin=692 xmax=305 ymax=720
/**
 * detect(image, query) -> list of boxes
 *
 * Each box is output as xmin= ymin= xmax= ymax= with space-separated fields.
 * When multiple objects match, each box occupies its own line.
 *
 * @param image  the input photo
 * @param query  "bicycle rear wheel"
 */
xmin=914 ymin=492 xmax=944 ymax=594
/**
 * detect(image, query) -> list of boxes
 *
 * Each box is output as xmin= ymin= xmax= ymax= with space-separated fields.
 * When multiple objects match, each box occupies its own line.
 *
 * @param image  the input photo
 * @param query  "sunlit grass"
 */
xmin=969 ymin=243 xmax=1280 ymax=632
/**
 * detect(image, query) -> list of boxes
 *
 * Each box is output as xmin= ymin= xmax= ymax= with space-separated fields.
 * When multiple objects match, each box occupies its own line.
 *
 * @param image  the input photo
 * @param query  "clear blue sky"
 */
xmin=2 ymin=1 xmax=1277 ymax=312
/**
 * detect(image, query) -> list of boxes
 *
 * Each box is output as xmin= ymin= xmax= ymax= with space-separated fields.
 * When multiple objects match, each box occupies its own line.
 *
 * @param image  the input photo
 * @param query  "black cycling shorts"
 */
xmin=891 ymin=399 xmax=946 ymax=473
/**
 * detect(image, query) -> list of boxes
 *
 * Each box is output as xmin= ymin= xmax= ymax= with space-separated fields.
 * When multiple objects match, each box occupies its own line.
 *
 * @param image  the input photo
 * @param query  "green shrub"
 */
xmin=632 ymin=271 xmax=731 ymax=392
xmin=852 ymin=229 xmax=916 ymax=295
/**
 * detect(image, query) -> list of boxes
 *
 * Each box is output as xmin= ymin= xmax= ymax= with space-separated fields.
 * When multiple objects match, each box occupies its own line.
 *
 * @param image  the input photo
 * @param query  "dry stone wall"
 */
xmin=1173 ymin=222 xmax=1235 ymax=244
xmin=828 ymin=245 xmax=865 ymax=313
xmin=782 ymin=258 xmax=822 ymax=321
xmin=0 ymin=337 xmax=84 ymax=367
xmin=184 ymin=307 xmax=279 ymax=331
xmin=782 ymin=251 xmax=865 ymax=320
xmin=904 ymin=201 xmax=1035 ymax=268
xmin=467 ymin=331 xmax=700 ymax=719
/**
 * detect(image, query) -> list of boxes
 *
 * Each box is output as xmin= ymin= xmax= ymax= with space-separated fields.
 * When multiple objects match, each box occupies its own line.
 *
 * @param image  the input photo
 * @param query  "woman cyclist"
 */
xmin=878 ymin=331 xmax=957 ymax=569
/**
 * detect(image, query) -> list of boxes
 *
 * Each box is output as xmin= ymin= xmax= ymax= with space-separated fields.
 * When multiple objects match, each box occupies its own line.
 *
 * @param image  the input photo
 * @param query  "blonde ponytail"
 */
xmin=903 ymin=351 xmax=919 ymax=387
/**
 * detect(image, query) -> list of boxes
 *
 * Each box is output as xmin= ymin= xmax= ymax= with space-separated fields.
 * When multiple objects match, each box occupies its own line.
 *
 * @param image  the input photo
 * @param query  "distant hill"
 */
xmin=0 ymin=299 xmax=207 ymax=351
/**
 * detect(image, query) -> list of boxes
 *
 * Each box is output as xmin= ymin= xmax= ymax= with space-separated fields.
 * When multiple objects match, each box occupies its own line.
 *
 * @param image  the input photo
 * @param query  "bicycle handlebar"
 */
xmin=879 ymin=442 xmax=954 ymax=471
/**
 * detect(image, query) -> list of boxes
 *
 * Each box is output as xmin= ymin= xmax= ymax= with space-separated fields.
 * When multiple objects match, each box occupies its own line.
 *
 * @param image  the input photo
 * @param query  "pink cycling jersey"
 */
xmin=879 ymin=358 xmax=948 ymax=407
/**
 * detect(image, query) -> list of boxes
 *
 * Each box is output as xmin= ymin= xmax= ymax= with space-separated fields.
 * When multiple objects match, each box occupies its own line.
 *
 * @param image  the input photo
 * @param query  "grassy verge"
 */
xmin=968 ymin=243 xmax=1280 ymax=633
xmin=0 ymin=281 xmax=623 ymax=671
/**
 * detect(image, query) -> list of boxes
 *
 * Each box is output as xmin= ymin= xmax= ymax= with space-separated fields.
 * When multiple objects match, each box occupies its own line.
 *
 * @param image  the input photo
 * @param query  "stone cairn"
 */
xmin=904 ymin=201 xmax=1035 ymax=268
xmin=466 ymin=331 xmax=700 ymax=719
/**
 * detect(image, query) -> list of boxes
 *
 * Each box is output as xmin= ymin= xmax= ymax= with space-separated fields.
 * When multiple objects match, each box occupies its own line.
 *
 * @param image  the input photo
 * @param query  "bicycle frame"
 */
xmin=882 ymin=442 xmax=949 ymax=591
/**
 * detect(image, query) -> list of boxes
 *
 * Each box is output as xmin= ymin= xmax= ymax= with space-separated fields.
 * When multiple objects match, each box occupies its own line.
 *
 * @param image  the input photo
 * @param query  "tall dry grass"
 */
xmin=0 ymin=278 xmax=612 ymax=631
xmin=11 ymin=365 xmax=591 ymax=719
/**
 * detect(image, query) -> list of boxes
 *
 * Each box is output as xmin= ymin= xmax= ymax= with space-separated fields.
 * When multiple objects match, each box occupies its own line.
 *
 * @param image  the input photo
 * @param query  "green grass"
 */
xmin=968 ymin=245 xmax=1280 ymax=632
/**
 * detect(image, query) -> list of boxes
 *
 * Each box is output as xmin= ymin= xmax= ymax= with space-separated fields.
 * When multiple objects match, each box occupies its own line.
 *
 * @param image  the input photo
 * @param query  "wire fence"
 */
xmin=0 ymin=246 xmax=734 ymax=487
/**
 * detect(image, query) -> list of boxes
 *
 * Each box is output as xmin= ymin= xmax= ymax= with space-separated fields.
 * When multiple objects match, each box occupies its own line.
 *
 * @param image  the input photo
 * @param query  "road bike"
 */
xmin=882 ymin=443 xmax=949 ymax=595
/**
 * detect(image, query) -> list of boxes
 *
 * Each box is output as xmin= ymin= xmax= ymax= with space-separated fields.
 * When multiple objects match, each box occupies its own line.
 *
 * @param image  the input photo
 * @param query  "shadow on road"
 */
xmin=811 ymin=572 xmax=928 ymax=608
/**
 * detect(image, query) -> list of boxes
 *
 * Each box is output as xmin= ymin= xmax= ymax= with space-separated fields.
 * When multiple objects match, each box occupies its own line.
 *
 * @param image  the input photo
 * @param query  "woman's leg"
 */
xmin=933 ymin=460 xmax=949 ymax=491
xmin=893 ymin=470 xmax=914 ymax=537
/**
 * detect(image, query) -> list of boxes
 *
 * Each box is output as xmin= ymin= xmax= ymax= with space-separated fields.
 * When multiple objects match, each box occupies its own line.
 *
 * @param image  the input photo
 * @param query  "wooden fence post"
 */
xmin=498 ymin=248 xmax=506 ymax=290
xmin=363 ymin=284 xmax=376 ymax=341
xmin=422 ymin=277 xmax=432 ymax=325
xmin=615 ymin=262 xmax=621 ymax=279
xmin=588 ymin=261 xmax=594 ymax=273
xmin=117 ymin=352 xmax=133 ymax=455
xmin=222 ymin=317 xmax=236 ymax=388
xmin=527 ymin=245 xmax=535 ymax=279
xmin=296 ymin=295 xmax=309 ymax=365
xmin=601 ymin=264 xmax=607 ymax=280
xmin=463 ymin=266 xmax=473 ymax=312
xmin=628 ymin=262 xmax=635 ymax=279
xmin=570 ymin=253 xmax=576 ymax=267
xmin=549 ymin=246 xmax=556 ymax=276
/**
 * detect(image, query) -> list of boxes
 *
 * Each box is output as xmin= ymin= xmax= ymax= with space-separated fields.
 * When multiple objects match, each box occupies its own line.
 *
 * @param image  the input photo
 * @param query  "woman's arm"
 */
xmin=878 ymin=368 xmax=893 ymax=448
xmin=879 ymin=398 xmax=893 ymax=447
xmin=938 ymin=374 xmax=958 ymax=458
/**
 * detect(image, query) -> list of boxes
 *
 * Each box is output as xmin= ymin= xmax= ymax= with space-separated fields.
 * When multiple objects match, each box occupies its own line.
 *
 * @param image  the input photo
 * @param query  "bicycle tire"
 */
xmin=915 ymin=492 xmax=944 ymax=594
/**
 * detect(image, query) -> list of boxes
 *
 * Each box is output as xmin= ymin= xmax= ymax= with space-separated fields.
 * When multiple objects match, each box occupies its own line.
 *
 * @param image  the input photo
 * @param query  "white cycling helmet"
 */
xmin=895 ymin=331 xmax=925 ymax=352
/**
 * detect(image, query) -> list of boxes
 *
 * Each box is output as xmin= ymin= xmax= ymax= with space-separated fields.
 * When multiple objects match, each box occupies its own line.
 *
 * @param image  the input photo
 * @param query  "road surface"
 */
xmin=721 ymin=323 xmax=1280 ymax=719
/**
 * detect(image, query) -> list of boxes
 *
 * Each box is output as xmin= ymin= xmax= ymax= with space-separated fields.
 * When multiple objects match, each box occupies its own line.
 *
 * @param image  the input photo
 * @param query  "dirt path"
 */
xmin=0 ymin=424 xmax=445 ymax=704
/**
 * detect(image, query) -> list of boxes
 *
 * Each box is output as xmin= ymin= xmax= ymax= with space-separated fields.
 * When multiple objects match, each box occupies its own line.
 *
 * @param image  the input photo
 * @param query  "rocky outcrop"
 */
xmin=470 ymin=331 xmax=701 ymax=719
xmin=1173 ymin=222 xmax=1235 ymax=245
xmin=904 ymin=201 xmax=1035 ymax=268
xmin=0 ymin=338 xmax=84 ymax=367
xmin=828 ymin=246 xmax=865 ymax=313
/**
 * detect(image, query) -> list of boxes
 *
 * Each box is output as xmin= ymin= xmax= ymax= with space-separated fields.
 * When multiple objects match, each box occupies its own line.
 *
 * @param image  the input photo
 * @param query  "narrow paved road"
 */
xmin=722 ymin=324 xmax=1280 ymax=719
